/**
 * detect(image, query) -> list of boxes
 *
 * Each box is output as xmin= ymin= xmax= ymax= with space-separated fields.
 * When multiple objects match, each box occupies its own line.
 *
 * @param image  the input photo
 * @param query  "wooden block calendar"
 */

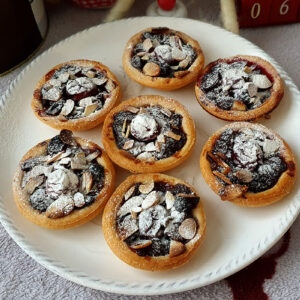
xmin=237 ymin=0 xmax=300 ymax=27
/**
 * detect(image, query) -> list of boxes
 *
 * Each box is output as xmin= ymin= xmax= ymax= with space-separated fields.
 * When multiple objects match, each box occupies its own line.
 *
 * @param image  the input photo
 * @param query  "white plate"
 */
xmin=0 ymin=17 xmax=299 ymax=295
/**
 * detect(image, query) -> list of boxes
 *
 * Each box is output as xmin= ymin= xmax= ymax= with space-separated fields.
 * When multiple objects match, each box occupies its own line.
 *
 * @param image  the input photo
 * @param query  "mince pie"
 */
xmin=102 ymin=95 xmax=196 ymax=173
xmin=102 ymin=173 xmax=206 ymax=271
xmin=13 ymin=130 xmax=115 ymax=229
xmin=200 ymin=122 xmax=296 ymax=207
xmin=123 ymin=27 xmax=205 ymax=90
xmin=195 ymin=55 xmax=284 ymax=121
xmin=32 ymin=60 xmax=121 ymax=131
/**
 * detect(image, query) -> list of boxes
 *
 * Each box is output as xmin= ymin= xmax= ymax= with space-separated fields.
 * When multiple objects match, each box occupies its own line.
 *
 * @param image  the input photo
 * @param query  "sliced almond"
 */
xmin=144 ymin=142 xmax=156 ymax=152
xmin=244 ymin=66 xmax=252 ymax=74
xmin=178 ymin=218 xmax=197 ymax=240
xmin=141 ymin=55 xmax=150 ymax=61
xmin=137 ymin=51 xmax=147 ymax=57
xmin=139 ymin=180 xmax=154 ymax=194
xmin=124 ymin=186 xmax=136 ymax=200
xmin=126 ymin=106 xmax=139 ymax=114
xmin=82 ymin=171 xmax=93 ymax=194
xmin=130 ymin=240 xmax=152 ymax=250
xmin=157 ymin=134 xmax=165 ymax=143
xmin=207 ymin=152 xmax=231 ymax=174
xmin=121 ymin=119 xmax=127 ymax=136
xmin=247 ymin=83 xmax=258 ymax=97
xmin=174 ymin=70 xmax=189 ymax=78
xmin=93 ymin=77 xmax=107 ymax=86
xmin=155 ymin=141 xmax=162 ymax=152
xmin=131 ymin=206 xmax=143 ymax=220
xmin=47 ymin=151 xmax=64 ymax=164
xmin=60 ymin=99 xmax=74 ymax=116
xmin=161 ymin=107 xmax=172 ymax=117
xmin=117 ymin=196 xmax=144 ymax=217
xmin=86 ymin=70 xmax=95 ymax=78
xmin=123 ymin=140 xmax=134 ymax=150
xmin=85 ymin=150 xmax=101 ymax=162
xmin=125 ymin=124 xmax=131 ymax=138
xmin=105 ymin=79 xmax=115 ymax=92
xmin=58 ymin=72 xmax=70 ymax=83
xmin=142 ymin=191 xmax=159 ymax=210
xmin=46 ymin=195 xmax=74 ymax=219
xmin=172 ymin=47 xmax=186 ymax=61
xmin=219 ymin=184 xmax=248 ymax=201
xmin=252 ymin=74 xmax=272 ymax=89
xmin=234 ymin=169 xmax=253 ymax=183
xmin=213 ymin=171 xmax=232 ymax=185
xmin=143 ymin=62 xmax=160 ymax=77
xmin=139 ymin=107 xmax=147 ymax=114
xmin=24 ymin=175 xmax=44 ymax=194
xmin=117 ymin=215 xmax=138 ymax=240
xmin=232 ymin=101 xmax=247 ymax=111
xmin=169 ymin=240 xmax=186 ymax=257
xmin=83 ymin=103 xmax=98 ymax=116
xmin=179 ymin=56 xmax=191 ymax=68
xmin=165 ymin=130 xmax=181 ymax=141
xmin=165 ymin=191 xmax=175 ymax=209
xmin=71 ymin=152 xmax=87 ymax=170
xmin=143 ymin=38 xmax=153 ymax=52
xmin=136 ymin=152 xmax=154 ymax=161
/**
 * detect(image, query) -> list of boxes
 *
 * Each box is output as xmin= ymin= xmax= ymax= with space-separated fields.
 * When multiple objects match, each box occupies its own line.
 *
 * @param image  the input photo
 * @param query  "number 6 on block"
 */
xmin=269 ymin=0 xmax=300 ymax=24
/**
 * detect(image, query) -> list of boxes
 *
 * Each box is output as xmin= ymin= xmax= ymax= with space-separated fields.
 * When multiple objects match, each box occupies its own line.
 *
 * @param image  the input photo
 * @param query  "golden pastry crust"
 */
xmin=102 ymin=173 xmax=206 ymax=271
xmin=31 ymin=59 xmax=121 ymax=131
xmin=123 ymin=27 xmax=205 ymax=90
xmin=13 ymin=136 xmax=115 ymax=229
xmin=195 ymin=55 xmax=284 ymax=121
xmin=102 ymin=95 xmax=196 ymax=173
xmin=200 ymin=122 xmax=296 ymax=207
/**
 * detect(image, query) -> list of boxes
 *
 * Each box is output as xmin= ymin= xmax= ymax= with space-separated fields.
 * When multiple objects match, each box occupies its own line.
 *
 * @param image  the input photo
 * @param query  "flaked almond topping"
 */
xmin=169 ymin=240 xmax=186 ymax=257
xmin=71 ymin=152 xmax=87 ymax=170
xmin=121 ymin=119 xmax=127 ymax=137
xmin=174 ymin=70 xmax=189 ymax=78
xmin=73 ymin=192 xmax=85 ymax=207
xmin=123 ymin=140 xmax=134 ymax=150
xmin=93 ymin=77 xmax=107 ymax=86
xmin=125 ymin=124 xmax=131 ymax=138
xmin=79 ymin=96 xmax=94 ymax=107
xmin=161 ymin=107 xmax=172 ymax=117
xmin=85 ymin=150 xmax=101 ymax=162
xmin=136 ymin=152 xmax=154 ymax=161
xmin=105 ymin=79 xmax=115 ymax=92
xmin=126 ymin=106 xmax=139 ymax=114
xmin=165 ymin=130 xmax=181 ymax=141
xmin=83 ymin=103 xmax=98 ymax=116
xmin=234 ymin=169 xmax=253 ymax=183
xmin=142 ymin=191 xmax=159 ymax=210
xmin=244 ymin=66 xmax=252 ymax=74
xmin=171 ymin=66 xmax=179 ymax=70
xmin=207 ymin=152 xmax=231 ymax=174
xmin=86 ymin=70 xmax=95 ymax=78
xmin=124 ymin=186 xmax=136 ymax=200
xmin=232 ymin=100 xmax=247 ymax=111
xmin=137 ymin=51 xmax=147 ymax=57
xmin=252 ymin=74 xmax=272 ymax=89
xmin=157 ymin=134 xmax=166 ymax=143
xmin=143 ymin=38 xmax=153 ymax=52
xmin=144 ymin=142 xmax=156 ymax=152
xmin=58 ymin=72 xmax=69 ymax=83
xmin=117 ymin=215 xmax=138 ymax=240
xmin=58 ymin=157 xmax=71 ymax=165
xmin=139 ymin=180 xmax=154 ymax=194
xmin=247 ymin=83 xmax=258 ymax=97
xmin=60 ymin=99 xmax=74 ymax=116
xmin=143 ymin=62 xmax=160 ymax=77
xmin=171 ymin=47 xmax=186 ymax=61
xmin=263 ymin=139 xmax=280 ymax=155
xmin=219 ymin=184 xmax=248 ymax=201
xmin=141 ymin=55 xmax=150 ymax=61
xmin=213 ymin=171 xmax=232 ymax=185
xmin=155 ymin=141 xmax=162 ymax=152
xmin=165 ymin=191 xmax=175 ymax=209
xmin=130 ymin=240 xmax=152 ymax=250
xmin=179 ymin=56 xmax=191 ymax=68
xmin=46 ymin=195 xmax=74 ymax=219
xmin=131 ymin=206 xmax=142 ymax=219
xmin=24 ymin=175 xmax=44 ymax=194
xmin=82 ymin=171 xmax=93 ymax=194
xmin=47 ymin=151 xmax=65 ymax=164
xmin=118 ymin=196 xmax=144 ymax=217
xmin=178 ymin=218 xmax=197 ymax=240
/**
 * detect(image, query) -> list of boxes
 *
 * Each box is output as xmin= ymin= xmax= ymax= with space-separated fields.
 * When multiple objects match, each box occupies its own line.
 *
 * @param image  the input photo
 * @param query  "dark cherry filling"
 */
xmin=39 ymin=65 xmax=114 ymax=119
xmin=208 ymin=129 xmax=287 ymax=193
xmin=21 ymin=130 xmax=105 ymax=214
xmin=116 ymin=181 xmax=199 ymax=257
xmin=112 ymin=106 xmax=187 ymax=161
xmin=131 ymin=27 xmax=197 ymax=78
xmin=200 ymin=59 xmax=274 ymax=111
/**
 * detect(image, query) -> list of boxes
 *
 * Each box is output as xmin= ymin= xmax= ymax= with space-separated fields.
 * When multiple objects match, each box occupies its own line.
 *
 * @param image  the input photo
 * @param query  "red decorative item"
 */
xmin=157 ymin=0 xmax=176 ymax=11
xmin=237 ymin=0 xmax=300 ymax=27
xmin=71 ymin=0 xmax=116 ymax=9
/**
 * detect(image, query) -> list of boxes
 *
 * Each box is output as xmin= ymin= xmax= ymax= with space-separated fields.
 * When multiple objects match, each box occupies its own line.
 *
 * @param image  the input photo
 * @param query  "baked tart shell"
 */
xmin=123 ymin=27 xmax=205 ymax=91
xmin=31 ymin=59 xmax=121 ymax=131
xmin=102 ymin=95 xmax=196 ymax=173
xmin=13 ymin=137 xmax=115 ymax=229
xmin=200 ymin=122 xmax=296 ymax=207
xmin=102 ymin=173 xmax=206 ymax=271
xmin=195 ymin=55 xmax=284 ymax=121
